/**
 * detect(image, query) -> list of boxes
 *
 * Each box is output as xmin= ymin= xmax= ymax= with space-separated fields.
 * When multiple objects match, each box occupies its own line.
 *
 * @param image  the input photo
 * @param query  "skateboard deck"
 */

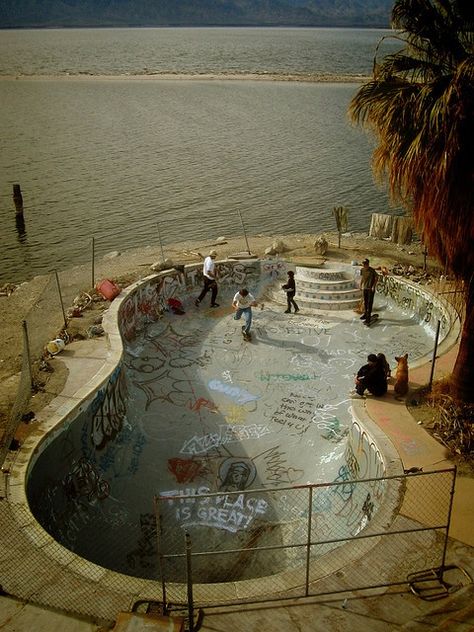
xmin=364 ymin=313 xmax=379 ymax=326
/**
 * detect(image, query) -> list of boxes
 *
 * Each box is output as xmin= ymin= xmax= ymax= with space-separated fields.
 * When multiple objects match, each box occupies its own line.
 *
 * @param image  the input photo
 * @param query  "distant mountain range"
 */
xmin=0 ymin=1 xmax=394 ymax=29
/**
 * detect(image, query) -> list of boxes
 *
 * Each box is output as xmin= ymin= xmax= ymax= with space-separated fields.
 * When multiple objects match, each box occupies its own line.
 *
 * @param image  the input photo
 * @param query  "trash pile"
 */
xmin=0 ymin=282 xmax=19 ymax=297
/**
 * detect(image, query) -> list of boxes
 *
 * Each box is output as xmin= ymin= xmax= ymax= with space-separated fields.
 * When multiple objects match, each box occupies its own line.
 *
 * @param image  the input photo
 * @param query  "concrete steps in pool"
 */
xmin=266 ymin=263 xmax=362 ymax=312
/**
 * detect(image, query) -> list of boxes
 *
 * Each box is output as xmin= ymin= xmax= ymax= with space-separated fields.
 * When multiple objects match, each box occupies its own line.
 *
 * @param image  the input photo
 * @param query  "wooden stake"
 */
xmin=13 ymin=184 xmax=24 ymax=215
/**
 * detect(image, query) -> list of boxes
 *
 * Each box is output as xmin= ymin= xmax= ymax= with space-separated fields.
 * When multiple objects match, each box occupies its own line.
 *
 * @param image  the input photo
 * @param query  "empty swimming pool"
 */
xmin=26 ymin=260 xmax=446 ymax=581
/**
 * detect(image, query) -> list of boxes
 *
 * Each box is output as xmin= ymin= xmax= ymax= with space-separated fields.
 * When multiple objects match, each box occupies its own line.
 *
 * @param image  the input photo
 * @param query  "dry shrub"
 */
xmin=425 ymin=379 xmax=474 ymax=457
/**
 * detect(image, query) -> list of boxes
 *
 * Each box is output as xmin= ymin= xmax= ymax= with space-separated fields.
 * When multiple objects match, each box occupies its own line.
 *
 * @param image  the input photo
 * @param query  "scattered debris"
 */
xmin=404 ymin=466 xmax=423 ymax=474
xmin=167 ymin=298 xmax=185 ymax=315
xmin=46 ymin=338 xmax=66 ymax=355
xmin=102 ymin=250 xmax=121 ymax=260
xmin=0 ymin=283 xmax=19 ymax=297
xmin=39 ymin=359 xmax=54 ymax=373
xmin=313 ymin=236 xmax=328 ymax=255
xmin=150 ymin=258 xmax=174 ymax=272
xmin=70 ymin=291 xmax=93 ymax=315
xmin=87 ymin=325 xmax=105 ymax=338
xmin=96 ymin=279 xmax=121 ymax=301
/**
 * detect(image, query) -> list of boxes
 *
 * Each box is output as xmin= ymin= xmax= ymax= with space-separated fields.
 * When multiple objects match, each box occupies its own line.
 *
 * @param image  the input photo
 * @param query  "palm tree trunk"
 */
xmin=451 ymin=275 xmax=474 ymax=402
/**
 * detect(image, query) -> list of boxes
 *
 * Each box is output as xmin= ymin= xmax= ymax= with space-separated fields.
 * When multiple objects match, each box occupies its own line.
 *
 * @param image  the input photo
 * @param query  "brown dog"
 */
xmin=394 ymin=354 xmax=409 ymax=396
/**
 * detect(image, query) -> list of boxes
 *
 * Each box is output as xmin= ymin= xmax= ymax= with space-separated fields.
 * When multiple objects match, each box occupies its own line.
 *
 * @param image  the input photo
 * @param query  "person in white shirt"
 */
xmin=232 ymin=288 xmax=258 ymax=337
xmin=195 ymin=250 xmax=219 ymax=308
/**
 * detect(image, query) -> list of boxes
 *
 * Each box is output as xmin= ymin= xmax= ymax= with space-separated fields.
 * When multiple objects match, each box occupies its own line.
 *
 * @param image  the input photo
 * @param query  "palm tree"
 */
xmin=349 ymin=0 xmax=474 ymax=402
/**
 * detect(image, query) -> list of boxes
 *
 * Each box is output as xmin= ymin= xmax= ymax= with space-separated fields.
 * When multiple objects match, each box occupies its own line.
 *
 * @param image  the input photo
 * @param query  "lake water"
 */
xmin=0 ymin=28 xmax=400 ymax=283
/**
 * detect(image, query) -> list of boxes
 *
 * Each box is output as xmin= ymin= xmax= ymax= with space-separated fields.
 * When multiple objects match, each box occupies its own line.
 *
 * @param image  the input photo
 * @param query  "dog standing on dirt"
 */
xmin=394 ymin=354 xmax=409 ymax=396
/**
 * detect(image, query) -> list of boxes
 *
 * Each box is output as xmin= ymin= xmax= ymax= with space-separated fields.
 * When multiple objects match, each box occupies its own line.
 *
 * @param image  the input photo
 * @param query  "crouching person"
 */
xmin=353 ymin=353 xmax=387 ymax=397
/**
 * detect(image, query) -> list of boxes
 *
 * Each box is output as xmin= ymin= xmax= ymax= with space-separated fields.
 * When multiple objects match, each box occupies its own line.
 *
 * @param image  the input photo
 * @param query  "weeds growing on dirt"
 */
xmin=424 ymin=382 xmax=474 ymax=457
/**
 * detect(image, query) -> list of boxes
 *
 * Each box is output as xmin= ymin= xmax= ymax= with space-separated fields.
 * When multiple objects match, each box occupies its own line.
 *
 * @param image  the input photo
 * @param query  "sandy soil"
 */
xmin=0 ymin=230 xmax=439 ymax=438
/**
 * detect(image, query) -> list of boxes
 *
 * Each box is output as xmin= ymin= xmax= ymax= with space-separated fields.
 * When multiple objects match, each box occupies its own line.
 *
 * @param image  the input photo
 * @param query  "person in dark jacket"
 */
xmin=359 ymin=258 xmax=378 ymax=323
xmin=352 ymin=353 xmax=387 ymax=397
xmin=282 ymin=270 xmax=299 ymax=314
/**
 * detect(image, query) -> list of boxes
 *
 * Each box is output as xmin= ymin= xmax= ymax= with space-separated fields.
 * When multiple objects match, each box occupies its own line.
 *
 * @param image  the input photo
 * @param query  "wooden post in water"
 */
xmin=13 ymin=184 xmax=24 ymax=215
xmin=13 ymin=184 xmax=26 ymax=238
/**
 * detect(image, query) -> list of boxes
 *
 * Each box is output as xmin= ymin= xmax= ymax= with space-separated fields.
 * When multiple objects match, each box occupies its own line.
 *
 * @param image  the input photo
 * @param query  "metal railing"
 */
xmin=0 ymin=468 xmax=463 ymax=631
xmin=155 ymin=469 xmax=457 ymax=622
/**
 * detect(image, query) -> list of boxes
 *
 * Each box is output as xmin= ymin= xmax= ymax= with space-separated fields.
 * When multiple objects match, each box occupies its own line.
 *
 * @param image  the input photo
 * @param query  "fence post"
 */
xmin=54 ymin=270 xmax=68 ymax=331
xmin=185 ymin=531 xmax=194 ymax=632
xmin=91 ymin=236 xmax=95 ymax=289
xmin=439 ymin=466 xmax=457 ymax=581
xmin=153 ymin=496 xmax=167 ymax=609
xmin=157 ymin=223 xmax=166 ymax=264
xmin=428 ymin=320 xmax=441 ymax=391
xmin=305 ymin=486 xmax=313 ymax=597
xmin=22 ymin=320 xmax=33 ymax=391
xmin=237 ymin=210 xmax=251 ymax=255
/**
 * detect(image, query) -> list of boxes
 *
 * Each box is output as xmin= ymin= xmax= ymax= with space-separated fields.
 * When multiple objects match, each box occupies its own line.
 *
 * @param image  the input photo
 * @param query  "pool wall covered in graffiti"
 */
xmin=22 ymin=258 xmax=456 ymax=584
xmin=376 ymin=274 xmax=457 ymax=344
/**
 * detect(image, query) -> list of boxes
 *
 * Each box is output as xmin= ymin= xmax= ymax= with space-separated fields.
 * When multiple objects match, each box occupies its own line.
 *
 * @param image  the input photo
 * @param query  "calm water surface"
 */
xmin=0 ymin=28 xmax=400 ymax=283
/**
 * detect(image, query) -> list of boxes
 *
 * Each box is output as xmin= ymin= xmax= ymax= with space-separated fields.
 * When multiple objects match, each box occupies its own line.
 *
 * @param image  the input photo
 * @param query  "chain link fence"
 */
xmin=430 ymin=276 xmax=466 ymax=324
xmin=0 ymin=272 xmax=69 ymax=467
xmin=155 ymin=469 xmax=456 ymax=610
xmin=0 ymin=468 xmax=460 ymax=627
xmin=0 ymin=496 xmax=162 ymax=624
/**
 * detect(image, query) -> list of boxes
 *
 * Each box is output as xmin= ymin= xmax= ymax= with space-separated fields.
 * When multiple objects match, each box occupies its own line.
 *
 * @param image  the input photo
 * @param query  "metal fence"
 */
xmin=155 ymin=469 xmax=457 ymax=614
xmin=0 ymin=496 xmax=159 ymax=624
xmin=432 ymin=277 xmax=466 ymax=323
xmin=0 ymin=468 xmax=462 ymax=629
xmin=0 ymin=272 xmax=67 ymax=467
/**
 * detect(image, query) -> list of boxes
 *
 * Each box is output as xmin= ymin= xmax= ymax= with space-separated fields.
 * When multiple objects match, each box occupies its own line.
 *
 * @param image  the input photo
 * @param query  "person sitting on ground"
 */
xmin=232 ymin=288 xmax=258 ymax=338
xmin=353 ymin=353 xmax=388 ymax=397
xmin=377 ymin=352 xmax=391 ymax=378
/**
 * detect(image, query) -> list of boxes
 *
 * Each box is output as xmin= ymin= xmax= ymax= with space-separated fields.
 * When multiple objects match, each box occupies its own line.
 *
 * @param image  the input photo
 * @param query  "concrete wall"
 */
xmin=376 ymin=274 xmax=456 ymax=342
xmin=23 ymin=258 xmax=456 ymax=582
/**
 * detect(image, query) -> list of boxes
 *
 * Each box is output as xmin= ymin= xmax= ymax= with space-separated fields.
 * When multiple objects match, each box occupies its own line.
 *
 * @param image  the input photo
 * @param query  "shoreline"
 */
xmin=0 ymin=72 xmax=370 ymax=83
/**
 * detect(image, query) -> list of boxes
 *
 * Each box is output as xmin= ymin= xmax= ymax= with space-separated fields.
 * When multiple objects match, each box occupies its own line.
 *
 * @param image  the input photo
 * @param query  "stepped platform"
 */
xmin=269 ymin=262 xmax=362 ymax=311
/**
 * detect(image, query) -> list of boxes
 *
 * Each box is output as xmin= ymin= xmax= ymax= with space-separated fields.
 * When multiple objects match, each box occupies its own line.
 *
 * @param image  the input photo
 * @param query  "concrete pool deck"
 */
xmin=1 ymin=292 xmax=474 ymax=630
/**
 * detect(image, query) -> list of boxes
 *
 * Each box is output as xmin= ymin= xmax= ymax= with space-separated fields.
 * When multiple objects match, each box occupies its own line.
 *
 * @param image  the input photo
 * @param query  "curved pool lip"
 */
xmin=3 ymin=260 xmax=461 ymax=619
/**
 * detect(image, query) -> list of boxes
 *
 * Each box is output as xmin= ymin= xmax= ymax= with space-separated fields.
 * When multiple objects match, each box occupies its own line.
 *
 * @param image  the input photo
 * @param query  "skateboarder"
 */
xmin=195 ymin=250 xmax=219 ymax=308
xmin=232 ymin=288 xmax=258 ymax=339
xmin=359 ymin=258 xmax=378 ymax=324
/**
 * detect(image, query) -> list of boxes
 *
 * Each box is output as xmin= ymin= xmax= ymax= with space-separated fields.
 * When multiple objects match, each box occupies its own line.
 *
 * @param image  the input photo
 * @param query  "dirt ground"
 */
xmin=0 ymin=229 xmax=451 ymax=450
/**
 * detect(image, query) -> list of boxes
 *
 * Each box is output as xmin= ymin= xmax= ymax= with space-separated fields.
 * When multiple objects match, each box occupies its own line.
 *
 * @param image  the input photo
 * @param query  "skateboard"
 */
xmin=364 ymin=313 xmax=379 ymax=326
xmin=242 ymin=328 xmax=252 ymax=341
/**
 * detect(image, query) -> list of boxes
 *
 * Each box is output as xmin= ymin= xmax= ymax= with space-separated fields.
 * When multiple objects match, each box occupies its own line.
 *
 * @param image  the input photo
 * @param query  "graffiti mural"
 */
xmin=63 ymin=457 xmax=110 ymax=501
xmin=219 ymin=457 xmax=257 ymax=491
xmin=91 ymin=365 xmax=128 ymax=450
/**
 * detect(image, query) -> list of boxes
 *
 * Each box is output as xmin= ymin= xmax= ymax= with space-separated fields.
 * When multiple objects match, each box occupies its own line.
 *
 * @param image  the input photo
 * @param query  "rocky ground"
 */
xmin=0 ymin=229 xmax=455 ymax=456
